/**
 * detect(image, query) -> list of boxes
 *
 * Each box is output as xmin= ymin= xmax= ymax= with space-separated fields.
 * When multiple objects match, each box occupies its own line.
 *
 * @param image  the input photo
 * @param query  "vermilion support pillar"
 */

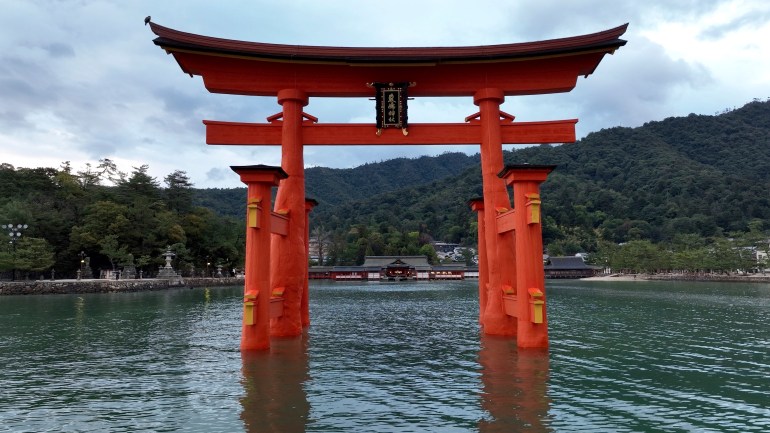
xmin=499 ymin=164 xmax=556 ymax=349
xmin=468 ymin=198 xmax=489 ymax=324
xmin=474 ymin=88 xmax=517 ymax=336
xmin=303 ymin=198 xmax=318 ymax=328
xmin=232 ymin=165 xmax=288 ymax=351
xmin=270 ymin=89 xmax=309 ymax=337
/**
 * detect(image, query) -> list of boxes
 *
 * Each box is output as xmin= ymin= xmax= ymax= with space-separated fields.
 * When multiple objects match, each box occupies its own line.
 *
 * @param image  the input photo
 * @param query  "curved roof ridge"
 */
xmin=149 ymin=21 xmax=628 ymax=63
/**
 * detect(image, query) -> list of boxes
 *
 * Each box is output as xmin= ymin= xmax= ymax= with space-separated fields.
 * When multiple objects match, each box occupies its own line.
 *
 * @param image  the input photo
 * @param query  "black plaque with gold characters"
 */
xmin=372 ymin=82 xmax=411 ymax=136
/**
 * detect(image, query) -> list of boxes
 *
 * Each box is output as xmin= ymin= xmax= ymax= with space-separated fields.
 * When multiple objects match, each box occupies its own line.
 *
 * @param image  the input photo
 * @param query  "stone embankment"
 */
xmin=0 ymin=277 xmax=243 ymax=296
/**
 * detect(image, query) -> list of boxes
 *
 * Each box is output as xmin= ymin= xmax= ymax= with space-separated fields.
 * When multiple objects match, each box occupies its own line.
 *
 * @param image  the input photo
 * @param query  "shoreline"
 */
xmin=581 ymin=273 xmax=770 ymax=283
xmin=0 ymin=277 xmax=243 ymax=296
xmin=3 ymin=273 xmax=769 ymax=295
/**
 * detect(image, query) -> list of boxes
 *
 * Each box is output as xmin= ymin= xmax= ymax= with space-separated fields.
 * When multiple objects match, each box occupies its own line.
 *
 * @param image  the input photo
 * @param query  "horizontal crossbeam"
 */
xmin=204 ymin=120 xmax=577 ymax=146
xmin=497 ymin=210 xmax=517 ymax=234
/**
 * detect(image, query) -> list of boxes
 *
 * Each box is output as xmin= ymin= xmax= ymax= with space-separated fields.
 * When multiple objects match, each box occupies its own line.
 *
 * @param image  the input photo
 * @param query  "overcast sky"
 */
xmin=2 ymin=0 xmax=769 ymax=188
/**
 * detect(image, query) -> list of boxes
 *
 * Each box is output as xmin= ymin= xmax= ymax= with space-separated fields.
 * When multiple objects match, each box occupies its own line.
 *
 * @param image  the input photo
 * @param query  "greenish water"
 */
xmin=1 ymin=280 xmax=768 ymax=432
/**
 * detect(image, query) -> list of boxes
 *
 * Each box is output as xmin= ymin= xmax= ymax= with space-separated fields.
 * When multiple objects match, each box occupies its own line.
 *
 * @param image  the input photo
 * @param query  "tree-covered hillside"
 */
xmin=524 ymin=100 xmax=770 ymax=251
xmin=192 ymin=152 xmax=479 ymax=217
xmin=305 ymin=152 xmax=480 ymax=207
xmin=307 ymin=100 xmax=770 ymax=261
xmin=2 ymin=100 xmax=769 ymax=274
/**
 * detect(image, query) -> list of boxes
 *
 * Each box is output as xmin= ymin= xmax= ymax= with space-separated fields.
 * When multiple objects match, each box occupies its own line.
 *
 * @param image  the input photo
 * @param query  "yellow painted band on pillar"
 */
xmin=525 ymin=193 xmax=541 ymax=225
xmin=243 ymin=294 xmax=257 ymax=326
xmin=528 ymin=287 xmax=544 ymax=324
xmin=531 ymin=300 xmax=544 ymax=323
xmin=247 ymin=198 xmax=262 ymax=228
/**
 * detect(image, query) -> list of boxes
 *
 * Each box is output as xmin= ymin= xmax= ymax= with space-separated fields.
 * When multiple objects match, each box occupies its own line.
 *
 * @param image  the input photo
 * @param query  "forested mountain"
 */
xmin=191 ymin=99 xmax=770 ymax=265
xmin=300 ymin=100 xmax=770 ymax=253
xmin=512 ymin=100 xmax=770 ymax=250
xmin=192 ymin=152 xmax=479 ymax=217
xmin=2 ymin=100 xmax=769 ymax=275
xmin=305 ymin=152 xmax=480 ymax=207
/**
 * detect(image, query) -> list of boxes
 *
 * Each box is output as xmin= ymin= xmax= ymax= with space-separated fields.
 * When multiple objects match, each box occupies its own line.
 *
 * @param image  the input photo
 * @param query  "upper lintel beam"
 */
xmin=149 ymin=22 xmax=627 ymax=98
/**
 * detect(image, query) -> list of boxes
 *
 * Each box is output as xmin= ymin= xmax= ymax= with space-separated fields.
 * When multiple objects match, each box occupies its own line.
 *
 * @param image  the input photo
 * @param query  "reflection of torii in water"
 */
xmin=237 ymin=332 xmax=550 ymax=431
xmin=148 ymin=19 xmax=627 ymax=351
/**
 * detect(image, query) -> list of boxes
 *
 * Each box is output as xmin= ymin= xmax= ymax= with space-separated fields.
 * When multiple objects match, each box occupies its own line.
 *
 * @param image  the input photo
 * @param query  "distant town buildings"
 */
xmin=310 ymin=256 xmax=473 ymax=281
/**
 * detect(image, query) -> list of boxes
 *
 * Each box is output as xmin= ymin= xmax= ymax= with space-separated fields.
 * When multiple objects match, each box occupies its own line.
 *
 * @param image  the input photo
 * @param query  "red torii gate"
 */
xmin=148 ymin=20 xmax=626 ymax=351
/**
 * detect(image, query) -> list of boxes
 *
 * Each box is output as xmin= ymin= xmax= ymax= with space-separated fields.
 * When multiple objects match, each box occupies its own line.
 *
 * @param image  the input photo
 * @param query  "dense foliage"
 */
xmin=3 ymin=100 xmax=770 ymax=275
xmin=303 ymin=100 xmax=770 ymax=265
xmin=0 ymin=162 xmax=243 ymax=279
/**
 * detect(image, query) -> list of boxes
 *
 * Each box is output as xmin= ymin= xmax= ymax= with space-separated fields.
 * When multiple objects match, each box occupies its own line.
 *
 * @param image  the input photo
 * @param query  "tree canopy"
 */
xmin=3 ymin=99 xmax=769 ymax=274
xmin=0 ymin=164 xmax=242 ymax=279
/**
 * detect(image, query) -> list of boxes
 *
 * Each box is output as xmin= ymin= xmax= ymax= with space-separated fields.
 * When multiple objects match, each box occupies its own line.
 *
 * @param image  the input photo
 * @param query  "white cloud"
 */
xmin=1 ymin=0 xmax=769 ymax=187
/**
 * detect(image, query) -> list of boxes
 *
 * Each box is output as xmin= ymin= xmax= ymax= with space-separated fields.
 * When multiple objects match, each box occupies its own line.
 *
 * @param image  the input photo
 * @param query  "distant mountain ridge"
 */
xmin=194 ymin=100 xmax=770 ymax=248
xmin=305 ymin=152 xmax=480 ymax=207
xmin=193 ymin=152 xmax=480 ymax=218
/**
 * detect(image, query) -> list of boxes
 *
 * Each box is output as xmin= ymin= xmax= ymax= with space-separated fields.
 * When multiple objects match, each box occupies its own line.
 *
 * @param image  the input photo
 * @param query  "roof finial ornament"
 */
xmin=144 ymin=16 xmax=151 ymax=26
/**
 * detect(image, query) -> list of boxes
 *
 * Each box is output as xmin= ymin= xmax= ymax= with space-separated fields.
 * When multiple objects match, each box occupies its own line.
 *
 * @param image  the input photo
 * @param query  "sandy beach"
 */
xmin=580 ymin=274 xmax=646 ymax=282
xmin=581 ymin=273 xmax=770 ymax=283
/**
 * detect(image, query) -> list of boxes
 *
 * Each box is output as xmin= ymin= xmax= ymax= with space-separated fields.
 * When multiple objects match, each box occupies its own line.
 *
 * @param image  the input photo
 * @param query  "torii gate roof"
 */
xmin=148 ymin=21 xmax=627 ymax=97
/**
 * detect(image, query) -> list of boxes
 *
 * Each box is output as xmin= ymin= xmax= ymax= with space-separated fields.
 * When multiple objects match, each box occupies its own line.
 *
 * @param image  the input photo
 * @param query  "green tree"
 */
xmin=76 ymin=158 xmax=121 ymax=189
xmin=704 ymin=238 xmax=742 ymax=274
xmin=99 ymin=234 xmax=129 ymax=271
xmin=457 ymin=247 xmax=477 ymax=266
xmin=11 ymin=237 xmax=56 ymax=278
xmin=164 ymin=170 xmax=194 ymax=214
xmin=311 ymin=225 xmax=331 ymax=265
xmin=69 ymin=201 xmax=131 ymax=253
xmin=117 ymin=165 xmax=161 ymax=204
xmin=418 ymin=243 xmax=439 ymax=264
xmin=587 ymin=240 xmax=618 ymax=271
xmin=611 ymin=240 xmax=666 ymax=273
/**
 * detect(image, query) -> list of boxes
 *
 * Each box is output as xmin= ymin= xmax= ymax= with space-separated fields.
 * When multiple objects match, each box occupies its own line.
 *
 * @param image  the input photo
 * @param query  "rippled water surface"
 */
xmin=1 ymin=280 xmax=768 ymax=432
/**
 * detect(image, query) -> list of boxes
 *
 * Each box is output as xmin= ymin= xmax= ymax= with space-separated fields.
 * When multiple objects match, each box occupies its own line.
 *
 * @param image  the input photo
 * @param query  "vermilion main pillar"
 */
xmin=500 ymin=165 xmax=555 ymax=349
xmin=475 ymin=88 xmax=517 ymax=336
xmin=270 ymin=90 xmax=309 ymax=337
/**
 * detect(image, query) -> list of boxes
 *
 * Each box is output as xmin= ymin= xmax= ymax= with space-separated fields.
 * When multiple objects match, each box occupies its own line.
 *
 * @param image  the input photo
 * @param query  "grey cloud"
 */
xmin=700 ymin=10 xmax=770 ymax=39
xmin=0 ymin=57 xmax=55 ymax=103
xmin=0 ymin=110 xmax=32 ymax=131
xmin=568 ymin=37 xmax=713 ymax=132
xmin=0 ymin=67 xmax=50 ymax=133
xmin=205 ymin=167 xmax=228 ymax=182
xmin=619 ymin=39 xmax=711 ymax=102
xmin=1 ymin=0 xmax=767 ymax=189
xmin=0 ymin=77 xmax=40 ymax=103
xmin=639 ymin=0 xmax=726 ymax=21
xmin=154 ymin=87 xmax=204 ymax=117
xmin=144 ymin=115 xmax=167 ymax=130
xmin=81 ymin=139 xmax=117 ymax=159
xmin=503 ymin=0 xmax=728 ymax=41
xmin=203 ymin=95 xmax=277 ymax=123
xmin=41 ymin=42 xmax=75 ymax=58
xmin=143 ymin=112 xmax=205 ymax=137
